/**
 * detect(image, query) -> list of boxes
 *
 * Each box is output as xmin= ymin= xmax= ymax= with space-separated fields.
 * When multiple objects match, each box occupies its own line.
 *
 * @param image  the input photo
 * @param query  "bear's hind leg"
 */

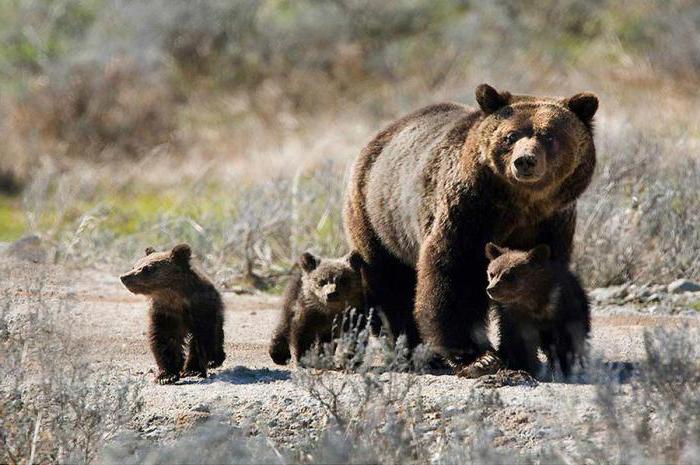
xmin=183 ymin=336 xmax=208 ymax=378
xmin=183 ymin=316 xmax=214 ymax=378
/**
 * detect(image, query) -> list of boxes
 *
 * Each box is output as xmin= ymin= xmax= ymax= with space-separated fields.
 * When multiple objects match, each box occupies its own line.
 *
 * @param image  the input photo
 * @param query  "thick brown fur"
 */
xmin=485 ymin=243 xmax=591 ymax=377
xmin=343 ymin=83 xmax=597 ymax=369
xmin=269 ymin=251 xmax=366 ymax=364
xmin=121 ymin=244 xmax=226 ymax=384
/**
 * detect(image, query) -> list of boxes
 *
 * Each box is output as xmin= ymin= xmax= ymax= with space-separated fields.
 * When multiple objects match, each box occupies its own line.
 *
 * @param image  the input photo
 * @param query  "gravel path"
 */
xmin=3 ymin=258 xmax=699 ymax=450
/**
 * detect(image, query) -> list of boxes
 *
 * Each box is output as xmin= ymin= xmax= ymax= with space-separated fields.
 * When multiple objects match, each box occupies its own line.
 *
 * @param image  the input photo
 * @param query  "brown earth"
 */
xmin=2 ymin=258 xmax=698 ymax=450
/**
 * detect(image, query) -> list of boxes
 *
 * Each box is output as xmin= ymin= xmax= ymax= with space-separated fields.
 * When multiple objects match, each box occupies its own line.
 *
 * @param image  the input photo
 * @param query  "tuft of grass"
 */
xmin=0 ymin=195 xmax=25 ymax=241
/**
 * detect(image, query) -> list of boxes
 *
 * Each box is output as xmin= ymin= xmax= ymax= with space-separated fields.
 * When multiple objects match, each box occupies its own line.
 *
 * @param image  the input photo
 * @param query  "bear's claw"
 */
xmin=456 ymin=351 xmax=504 ymax=378
xmin=154 ymin=371 xmax=180 ymax=385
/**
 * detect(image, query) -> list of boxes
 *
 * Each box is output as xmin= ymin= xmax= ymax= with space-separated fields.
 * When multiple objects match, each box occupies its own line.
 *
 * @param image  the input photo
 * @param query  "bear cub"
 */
xmin=121 ymin=244 xmax=226 ymax=384
xmin=269 ymin=251 xmax=366 ymax=365
xmin=485 ymin=242 xmax=590 ymax=378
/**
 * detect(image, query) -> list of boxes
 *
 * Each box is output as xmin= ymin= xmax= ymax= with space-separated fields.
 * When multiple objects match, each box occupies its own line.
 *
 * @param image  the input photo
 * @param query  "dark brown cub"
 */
xmin=121 ymin=244 xmax=226 ymax=384
xmin=484 ymin=242 xmax=591 ymax=378
xmin=269 ymin=250 xmax=366 ymax=364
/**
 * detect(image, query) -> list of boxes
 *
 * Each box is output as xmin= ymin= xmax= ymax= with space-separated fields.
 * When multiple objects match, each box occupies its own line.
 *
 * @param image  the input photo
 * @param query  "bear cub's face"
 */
xmin=475 ymin=84 xmax=598 ymax=190
xmin=484 ymin=242 xmax=551 ymax=304
xmin=120 ymin=244 xmax=193 ymax=295
xmin=299 ymin=251 xmax=365 ymax=313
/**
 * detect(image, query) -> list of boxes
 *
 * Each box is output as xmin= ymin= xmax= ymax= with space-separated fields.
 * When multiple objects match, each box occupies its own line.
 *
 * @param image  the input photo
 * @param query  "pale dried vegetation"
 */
xmin=2 ymin=296 xmax=691 ymax=465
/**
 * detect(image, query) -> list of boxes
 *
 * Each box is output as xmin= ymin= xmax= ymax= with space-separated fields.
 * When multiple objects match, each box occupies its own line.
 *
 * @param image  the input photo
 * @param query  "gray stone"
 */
xmin=589 ymin=285 xmax=628 ymax=302
xmin=4 ymin=234 xmax=47 ymax=263
xmin=191 ymin=403 xmax=210 ymax=413
xmin=668 ymin=279 xmax=700 ymax=294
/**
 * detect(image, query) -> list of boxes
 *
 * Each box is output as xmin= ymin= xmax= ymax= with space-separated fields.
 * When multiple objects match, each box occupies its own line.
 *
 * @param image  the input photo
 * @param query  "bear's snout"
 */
xmin=120 ymin=272 xmax=141 ymax=293
xmin=120 ymin=273 xmax=133 ymax=285
xmin=514 ymin=154 xmax=537 ymax=175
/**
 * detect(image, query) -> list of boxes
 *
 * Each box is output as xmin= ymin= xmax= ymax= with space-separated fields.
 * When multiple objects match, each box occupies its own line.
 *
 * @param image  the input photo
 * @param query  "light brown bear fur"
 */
xmin=269 ymin=251 xmax=366 ymax=364
xmin=343 ymin=83 xmax=597 ymax=373
xmin=121 ymin=244 xmax=226 ymax=384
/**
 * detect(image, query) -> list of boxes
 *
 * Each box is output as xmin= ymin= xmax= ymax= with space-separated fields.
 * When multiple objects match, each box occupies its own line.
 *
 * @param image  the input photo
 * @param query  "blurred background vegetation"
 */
xmin=0 ymin=0 xmax=698 ymax=288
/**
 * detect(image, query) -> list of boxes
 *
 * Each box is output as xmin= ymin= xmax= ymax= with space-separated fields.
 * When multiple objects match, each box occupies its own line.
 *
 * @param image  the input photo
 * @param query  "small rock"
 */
xmin=668 ymin=279 xmax=700 ymax=294
xmin=4 ymin=235 xmax=47 ymax=263
xmin=589 ymin=285 xmax=628 ymax=302
xmin=191 ymin=403 xmax=210 ymax=413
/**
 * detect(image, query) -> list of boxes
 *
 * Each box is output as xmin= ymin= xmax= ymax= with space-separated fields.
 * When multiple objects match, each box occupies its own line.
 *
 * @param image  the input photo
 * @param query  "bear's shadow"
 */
xmin=188 ymin=366 xmax=291 ymax=385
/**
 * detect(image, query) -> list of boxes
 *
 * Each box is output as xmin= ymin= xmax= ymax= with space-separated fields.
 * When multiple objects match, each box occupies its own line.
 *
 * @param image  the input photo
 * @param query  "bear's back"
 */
xmin=362 ymin=103 xmax=480 ymax=265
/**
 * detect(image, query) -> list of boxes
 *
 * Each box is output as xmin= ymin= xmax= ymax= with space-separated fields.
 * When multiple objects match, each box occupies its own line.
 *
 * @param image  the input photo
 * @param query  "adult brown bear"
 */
xmin=343 ymin=84 xmax=597 ymax=374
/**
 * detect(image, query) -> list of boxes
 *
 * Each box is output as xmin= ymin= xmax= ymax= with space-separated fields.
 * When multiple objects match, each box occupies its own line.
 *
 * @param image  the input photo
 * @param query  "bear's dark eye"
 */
xmin=505 ymin=132 xmax=519 ymax=145
xmin=541 ymin=133 xmax=555 ymax=146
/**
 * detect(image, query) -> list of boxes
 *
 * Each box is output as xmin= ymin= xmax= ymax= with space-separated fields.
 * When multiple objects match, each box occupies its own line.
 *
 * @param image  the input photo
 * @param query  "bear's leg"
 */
xmin=208 ymin=318 xmax=226 ymax=369
xmin=183 ymin=316 xmax=213 ymax=378
xmin=149 ymin=313 xmax=185 ymax=384
xmin=182 ymin=338 xmax=207 ymax=378
xmin=414 ymin=236 xmax=492 ymax=367
xmin=362 ymin=254 xmax=419 ymax=348
xmin=496 ymin=313 xmax=541 ymax=375
xmin=269 ymin=270 xmax=302 ymax=365
xmin=291 ymin=312 xmax=331 ymax=365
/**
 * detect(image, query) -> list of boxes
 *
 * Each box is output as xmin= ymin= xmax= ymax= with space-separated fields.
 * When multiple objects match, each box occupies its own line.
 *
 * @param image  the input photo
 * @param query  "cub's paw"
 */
xmin=474 ymin=369 xmax=539 ymax=389
xmin=181 ymin=369 xmax=207 ymax=379
xmin=154 ymin=371 xmax=180 ymax=385
xmin=269 ymin=340 xmax=291 ymax=366
xmin=456 ymin=351 xmax=504 ymax=378
xmin=208 ymin=352 xmax=226 ymax=368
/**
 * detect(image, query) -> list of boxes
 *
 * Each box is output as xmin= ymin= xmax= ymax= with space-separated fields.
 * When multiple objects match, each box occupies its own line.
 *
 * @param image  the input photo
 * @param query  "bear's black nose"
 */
xmin=514 ymin=155 xmax=537 ymax=175
xmin=120 ymin=274 xmax=132 ymax=285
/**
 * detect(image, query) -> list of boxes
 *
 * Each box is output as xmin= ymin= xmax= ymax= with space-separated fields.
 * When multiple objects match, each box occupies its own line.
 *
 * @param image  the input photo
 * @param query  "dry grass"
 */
xmin=0 ymin=285 xmax=143 ymax=465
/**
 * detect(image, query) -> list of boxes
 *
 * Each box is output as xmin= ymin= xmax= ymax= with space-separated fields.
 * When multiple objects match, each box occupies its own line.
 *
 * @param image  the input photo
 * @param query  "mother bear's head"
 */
xmin=473 ymin=83 xmax=598 ymax=199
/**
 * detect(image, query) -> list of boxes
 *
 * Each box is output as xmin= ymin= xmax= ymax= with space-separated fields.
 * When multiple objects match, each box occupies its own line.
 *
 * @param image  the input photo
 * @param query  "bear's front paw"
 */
xmin=181 ymin=369 xmax=207 ymax=379
xmin=456 ymin=351 xmax=503 ymax=378
xmin=269 ymin=341 xmax=291 ymax=365
xmin=154 ymin=371 xmax=180 ymax=385
xmin=207 ymin=352 xmax=226 ymax=368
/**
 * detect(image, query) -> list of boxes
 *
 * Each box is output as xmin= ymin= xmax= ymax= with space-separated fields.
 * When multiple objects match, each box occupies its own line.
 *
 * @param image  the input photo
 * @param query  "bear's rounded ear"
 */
xmin=528 ymin=244 xmax=551 ymax=262
xmin=300 ymin=252 xmax=318 ymax=273
xmin=347 ymin=250 xmax=365 ymax=272
xmin=475 ymin=84 xmax=511 ymax=115
xmin=144 ymin=247 xmax=156 ymax=256
xmin=171 ymin=243 xmax=192 ymax=267
xmin=484 ymin=242 xmax=506 ymax=261
xmin=564 ymin=92 xmax=598 ymax=126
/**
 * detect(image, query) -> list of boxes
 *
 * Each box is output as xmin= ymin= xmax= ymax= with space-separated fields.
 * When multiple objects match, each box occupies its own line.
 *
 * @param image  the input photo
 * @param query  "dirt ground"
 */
xmin=3 ymin=258 xmax=699 ymax=451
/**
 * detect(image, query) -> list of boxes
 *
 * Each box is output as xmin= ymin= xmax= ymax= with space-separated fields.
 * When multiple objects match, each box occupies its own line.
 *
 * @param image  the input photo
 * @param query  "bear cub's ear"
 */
xmin=347 ymin=250 xmax=365 ymax=272
xmin=145 ymin=247 xmax=156 ymax=256
xmin=484 ymin=242 xmax=507 ymax=261
xmin=475 ymin=84 xmax=512 ymax=115
xmin=171 ymin=243 xmax=192 ymax=267
xmin=528 ymin=244 xmax=551 ymax=262
xmin=564 ymin=93 xmax=598 ymax=126
xmin=300 ymin=252 xmax=318 ymax=273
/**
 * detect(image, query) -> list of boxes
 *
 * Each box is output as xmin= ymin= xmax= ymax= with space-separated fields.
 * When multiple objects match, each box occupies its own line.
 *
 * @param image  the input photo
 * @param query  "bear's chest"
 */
xmin=491 ymin=202 xmax=555 ymax=248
